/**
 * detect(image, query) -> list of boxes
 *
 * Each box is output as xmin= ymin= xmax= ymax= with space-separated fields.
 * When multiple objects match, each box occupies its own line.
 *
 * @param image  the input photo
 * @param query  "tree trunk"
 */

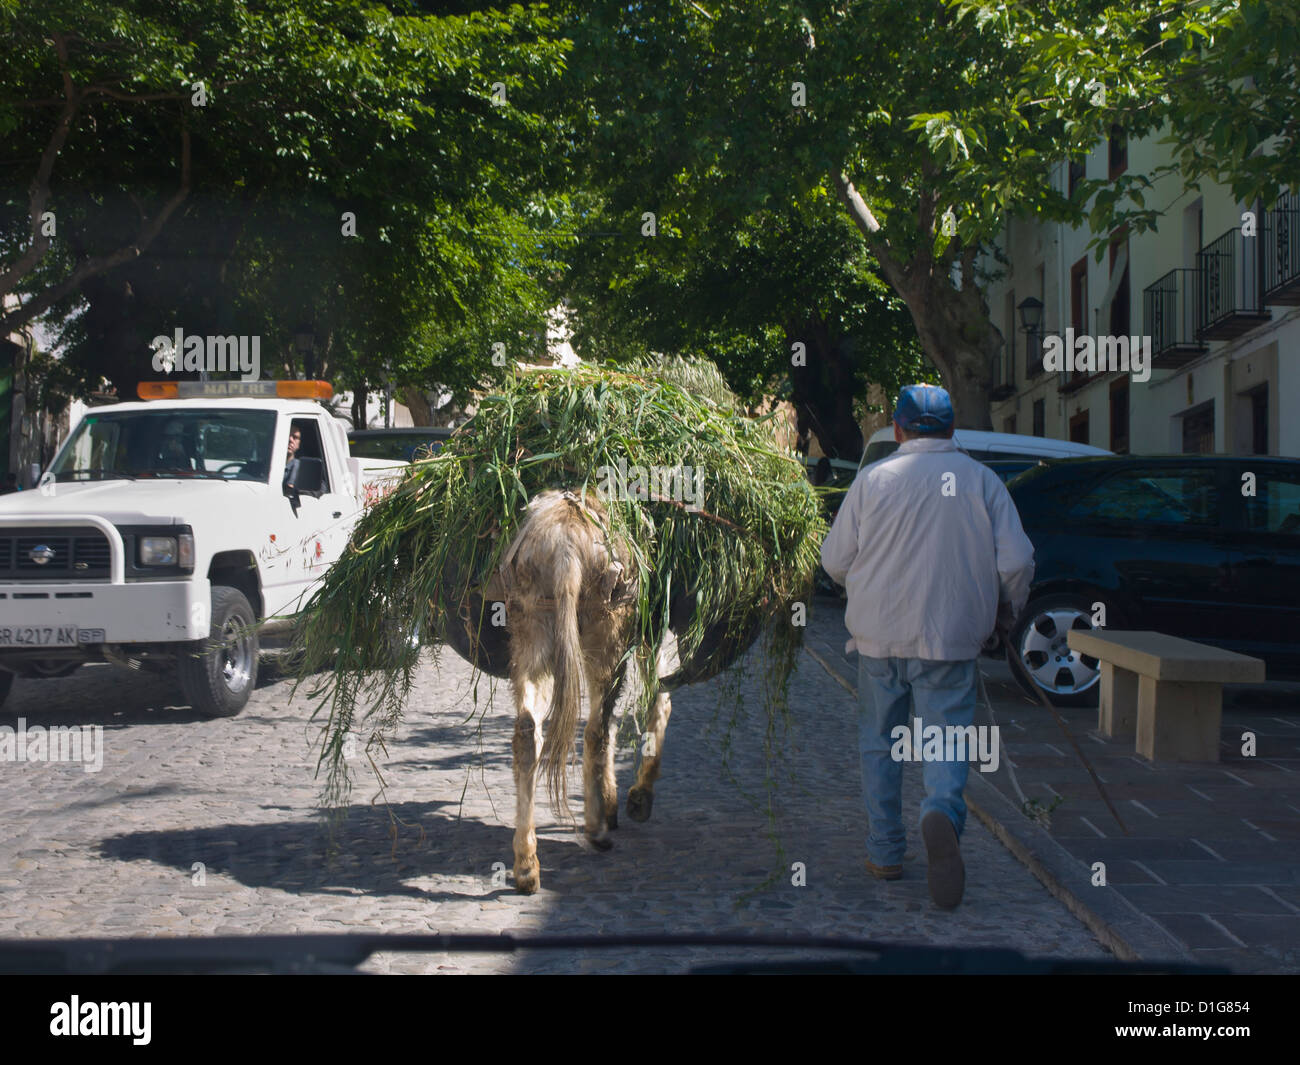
xmin=898 ymin=267 xmax=1000 ymax=431
xmin=350 ymin=388 xmax=367 ymax=429
xmin=831 ymin=169 xmax=999 ymax=431
xmin=401 ymin=386 xmax=434 ymax=426
xmin=786 ymin=316 xmax=865 ymax=461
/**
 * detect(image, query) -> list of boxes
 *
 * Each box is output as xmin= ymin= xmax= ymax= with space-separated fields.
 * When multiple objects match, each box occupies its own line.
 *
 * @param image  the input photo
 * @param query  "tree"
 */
xmin=560 ymin=185 xmax=930 ymax=460
xmin=556 ymin=0 xmax=1290 ymax=429
xmin=961 ymin=0 xmax=1300 ymax=237
xmin=1 ymin=0 xmax=571 ymax=402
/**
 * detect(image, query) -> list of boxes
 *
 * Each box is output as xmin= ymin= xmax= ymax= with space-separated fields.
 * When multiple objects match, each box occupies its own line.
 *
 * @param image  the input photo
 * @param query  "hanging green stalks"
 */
xmin=292 ymin=356 xmax=827 ymax=828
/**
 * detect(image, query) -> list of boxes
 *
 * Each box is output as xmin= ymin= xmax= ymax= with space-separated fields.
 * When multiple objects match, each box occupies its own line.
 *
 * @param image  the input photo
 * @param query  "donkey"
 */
xmin=485 ymin=489 xmax=639 ymax=893
xmin=441 ymin=487 xmax=764 ymax=894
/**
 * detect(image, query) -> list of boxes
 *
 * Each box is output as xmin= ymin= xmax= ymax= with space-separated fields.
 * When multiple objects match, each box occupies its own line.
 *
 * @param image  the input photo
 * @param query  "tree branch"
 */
xmin=0 ymin=128 xmax=192 ymax=333
xmin=0 ymin=32 xmax=82 ymax=295
xmin=831 ymin=166 xmax=910 ymax=295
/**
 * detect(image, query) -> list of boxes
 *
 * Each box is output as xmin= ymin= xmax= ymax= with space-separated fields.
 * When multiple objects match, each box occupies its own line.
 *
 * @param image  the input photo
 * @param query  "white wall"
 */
xmin=983 ymin=125 xmax=1297 ymax=456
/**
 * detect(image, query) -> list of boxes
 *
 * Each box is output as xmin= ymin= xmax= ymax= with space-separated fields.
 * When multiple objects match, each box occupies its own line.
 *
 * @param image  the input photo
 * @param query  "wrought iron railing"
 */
xmin=1143 ymin=268 xmax=1203 ymax=357
xmin=1197 ymin=226 xmax=1263 ymax=334
xmin=1263 ymin=189 xmax=1300 ymax=302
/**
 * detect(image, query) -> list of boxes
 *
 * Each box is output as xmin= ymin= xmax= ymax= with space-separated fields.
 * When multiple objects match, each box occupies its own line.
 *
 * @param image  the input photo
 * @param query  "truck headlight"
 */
xmin=140 ymin=535 xmax=189 ymax=566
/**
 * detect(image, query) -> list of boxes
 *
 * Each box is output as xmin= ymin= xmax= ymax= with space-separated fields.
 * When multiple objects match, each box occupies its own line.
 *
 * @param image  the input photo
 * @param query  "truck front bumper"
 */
xmin=0 ymin=580 xmax=207 ymax=643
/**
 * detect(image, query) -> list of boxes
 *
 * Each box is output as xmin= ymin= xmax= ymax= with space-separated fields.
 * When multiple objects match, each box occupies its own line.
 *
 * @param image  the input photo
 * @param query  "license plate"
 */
xmin=0 ymin=626 xmax=104 ymax=647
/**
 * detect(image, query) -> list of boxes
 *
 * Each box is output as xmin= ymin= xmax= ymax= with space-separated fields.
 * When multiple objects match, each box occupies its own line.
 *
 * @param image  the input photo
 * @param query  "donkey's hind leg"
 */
xmin=627 ymin=688 xmax=672 ymax=823
xmin=511 ymin=673 xmax=550 ymax=893
xmin=583 ymin=660 xmax=628 ymax=849
xmin=627 ymin=634 xmax=679 ymax=823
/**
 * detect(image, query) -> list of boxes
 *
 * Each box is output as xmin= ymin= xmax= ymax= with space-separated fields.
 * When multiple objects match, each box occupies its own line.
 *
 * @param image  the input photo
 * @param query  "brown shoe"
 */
xmin=865 ymin=858 xmax=903 ymax=881
xmin=921 ymin=811 xmax=964 ymax=909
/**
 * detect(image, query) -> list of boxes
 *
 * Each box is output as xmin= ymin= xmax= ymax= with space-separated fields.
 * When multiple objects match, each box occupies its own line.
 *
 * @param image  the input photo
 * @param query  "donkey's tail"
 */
xmin=542 ymin=548 xmax=585 ymax=818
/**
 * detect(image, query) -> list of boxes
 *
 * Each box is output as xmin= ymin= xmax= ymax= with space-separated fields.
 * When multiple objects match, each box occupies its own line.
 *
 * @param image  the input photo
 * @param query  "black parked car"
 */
xmin=1005 ymin=455 xmax=1300 ymax=705
xmin=984 ymin=459 xmax=1042 ymax=485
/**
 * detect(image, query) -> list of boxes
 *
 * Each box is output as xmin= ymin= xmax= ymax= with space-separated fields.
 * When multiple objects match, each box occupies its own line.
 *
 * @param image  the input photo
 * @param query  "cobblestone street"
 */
xmin=0 ymin=607 xmax=1109 ymax=973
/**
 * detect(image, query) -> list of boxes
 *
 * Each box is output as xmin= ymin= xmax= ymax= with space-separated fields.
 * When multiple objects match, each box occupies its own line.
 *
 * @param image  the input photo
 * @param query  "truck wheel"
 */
xmin=179 ymin=586 xmax=259 ymax=718
xmin=25 ymin=660 xmax=81 ymax=680
xmin=0 ymin=670 xmax=13 ymax=710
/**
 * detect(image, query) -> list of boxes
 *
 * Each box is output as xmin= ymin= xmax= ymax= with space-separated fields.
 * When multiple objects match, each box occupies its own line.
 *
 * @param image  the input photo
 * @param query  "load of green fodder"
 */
xmin=293 ymin=356 xmax=827 ymax=816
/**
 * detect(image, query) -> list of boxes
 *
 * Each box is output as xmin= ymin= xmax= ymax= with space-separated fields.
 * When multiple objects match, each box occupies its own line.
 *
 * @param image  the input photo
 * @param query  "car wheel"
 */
xmin=0 ymin=670 xmax=13 ymax=710
xmin=1008 ymin=593 xmax=1108 ymax=707
xmin=178 ymin=585 xmax=259 ymax=718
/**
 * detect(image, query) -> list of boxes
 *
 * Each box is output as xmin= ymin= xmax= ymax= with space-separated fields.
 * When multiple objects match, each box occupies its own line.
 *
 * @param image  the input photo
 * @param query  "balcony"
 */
xmin=1263 ymin=189 xmax=1300 ymax=305
xmin=1196 ymin=226 xmax=1270 ymax=339
xmin=1143 ymin=268 xmax=1208 ymax=368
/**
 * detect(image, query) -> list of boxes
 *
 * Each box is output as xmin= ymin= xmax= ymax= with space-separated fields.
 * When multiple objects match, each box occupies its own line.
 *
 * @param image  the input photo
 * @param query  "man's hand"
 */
xmin=981 ymin=601 xmax=1017 ymax=654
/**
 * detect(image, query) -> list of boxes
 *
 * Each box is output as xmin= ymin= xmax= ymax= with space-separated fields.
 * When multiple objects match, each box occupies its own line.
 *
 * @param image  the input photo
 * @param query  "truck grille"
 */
xmin=0 ymin=527 xmax=113 ymax=580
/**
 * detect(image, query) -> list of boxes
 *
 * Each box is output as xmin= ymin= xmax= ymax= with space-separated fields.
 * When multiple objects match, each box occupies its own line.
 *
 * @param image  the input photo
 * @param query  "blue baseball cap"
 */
xmin=893 ymin=383 xmax=954 ymax=434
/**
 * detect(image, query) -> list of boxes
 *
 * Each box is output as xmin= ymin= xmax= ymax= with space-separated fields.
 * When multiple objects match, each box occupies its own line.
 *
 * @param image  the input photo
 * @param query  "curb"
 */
xmin=965 ymin=774 xmax=1190 ymax=963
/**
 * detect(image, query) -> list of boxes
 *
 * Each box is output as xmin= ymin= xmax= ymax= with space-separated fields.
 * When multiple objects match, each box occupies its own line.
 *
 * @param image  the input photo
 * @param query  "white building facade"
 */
xmin=982 ymin=129 xmax=1298 ymax=457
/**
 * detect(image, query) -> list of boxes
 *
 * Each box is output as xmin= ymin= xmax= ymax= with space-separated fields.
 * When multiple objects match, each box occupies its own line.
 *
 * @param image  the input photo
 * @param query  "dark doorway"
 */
xmin=1182 ymin=402 xmax=1216 ymax=453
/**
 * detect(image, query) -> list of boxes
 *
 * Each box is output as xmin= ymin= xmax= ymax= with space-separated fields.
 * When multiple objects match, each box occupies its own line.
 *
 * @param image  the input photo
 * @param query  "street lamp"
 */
xmin=1016 ymin=296 xmax=1044 ymax=336
xmin=1017 ymin=295 xmax=1073 ymax=389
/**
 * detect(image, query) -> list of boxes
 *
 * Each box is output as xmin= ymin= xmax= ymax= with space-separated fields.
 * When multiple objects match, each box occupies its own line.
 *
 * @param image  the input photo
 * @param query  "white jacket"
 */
xmin=820 ymin=437 xmax=1035 ymax=660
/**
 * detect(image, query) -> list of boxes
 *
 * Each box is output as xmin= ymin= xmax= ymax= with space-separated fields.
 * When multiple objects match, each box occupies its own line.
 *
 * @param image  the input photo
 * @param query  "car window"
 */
xmin=349 ymin=433 xmax=445 ymax=462
xmin=50 ymin=410 xmax=276 ymax=482
xmin=292 ymin=419 xmax=331 ymax=492
xmin=990 ymin=463 xmax=1035 ymax=484
xmin=1067 ymin=468 xmax=1219 ymax=527
xmin=1242 ymin=469 xmax=1300 ymax=536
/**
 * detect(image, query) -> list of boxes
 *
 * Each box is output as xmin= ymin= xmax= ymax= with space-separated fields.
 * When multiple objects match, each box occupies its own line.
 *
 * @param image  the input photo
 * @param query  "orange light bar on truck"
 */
xmin=137 ymin=381 xmax=179 ymax=400
xmin=137 ymin=380 xmax=334 ymax=400
xmin=274 ymin=380 xmax=333 ymax=400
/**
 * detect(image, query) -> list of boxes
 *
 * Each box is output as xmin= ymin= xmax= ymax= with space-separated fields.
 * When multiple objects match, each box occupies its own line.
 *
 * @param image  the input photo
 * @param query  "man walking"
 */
xmin=820 ymin=384 xmax=1035 ymax=908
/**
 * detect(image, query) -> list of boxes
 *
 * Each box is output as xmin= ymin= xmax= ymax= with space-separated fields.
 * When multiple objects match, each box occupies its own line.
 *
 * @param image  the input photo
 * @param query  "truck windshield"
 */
xmin=49 ymin=408 xmax=278 ymax=483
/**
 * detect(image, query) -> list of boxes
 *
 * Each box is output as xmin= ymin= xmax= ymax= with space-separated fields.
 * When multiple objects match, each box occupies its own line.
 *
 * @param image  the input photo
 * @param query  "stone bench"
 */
xmin=1065 ymin=630 xmax=1265 ymax=763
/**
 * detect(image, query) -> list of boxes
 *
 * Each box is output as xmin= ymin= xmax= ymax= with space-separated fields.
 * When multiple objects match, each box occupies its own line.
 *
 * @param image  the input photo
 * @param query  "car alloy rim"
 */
xmin=1019 ymin=606 xmax=1101 ymax=695
xmin=219 ymin=614 xmax=253 ymax=693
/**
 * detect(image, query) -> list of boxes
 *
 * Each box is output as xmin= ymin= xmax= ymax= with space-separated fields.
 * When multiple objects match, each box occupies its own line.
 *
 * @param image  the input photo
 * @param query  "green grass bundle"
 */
xmin=295 ymin=356 xmax=827 ymax=811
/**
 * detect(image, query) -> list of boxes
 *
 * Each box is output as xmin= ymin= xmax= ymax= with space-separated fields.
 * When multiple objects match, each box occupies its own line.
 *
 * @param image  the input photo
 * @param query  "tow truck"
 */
xmin=0 ymin=379 xmax=388 ymax=718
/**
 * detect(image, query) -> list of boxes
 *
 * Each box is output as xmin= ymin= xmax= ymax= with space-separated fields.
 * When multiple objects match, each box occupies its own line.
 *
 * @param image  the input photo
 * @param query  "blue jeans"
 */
xmin=857 ymin=655 xmax=978 ymax=866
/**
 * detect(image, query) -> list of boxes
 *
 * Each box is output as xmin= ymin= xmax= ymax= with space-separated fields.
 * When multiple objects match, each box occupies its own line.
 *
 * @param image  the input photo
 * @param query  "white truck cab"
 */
xmin=0 ymin=380 xmax=385 ymax=718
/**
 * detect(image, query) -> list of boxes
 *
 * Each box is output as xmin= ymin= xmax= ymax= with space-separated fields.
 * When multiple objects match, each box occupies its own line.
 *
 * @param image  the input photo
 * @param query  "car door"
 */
xmin=1060 ymin=461 xmax=1237 ymax=640
xmin=286 ymin=417 xmax=355 ymax=608
xmin=1223 ymin=461 xmax=1300 ymax=674
xmin=271 ymin=416 xmax=356 ymax=615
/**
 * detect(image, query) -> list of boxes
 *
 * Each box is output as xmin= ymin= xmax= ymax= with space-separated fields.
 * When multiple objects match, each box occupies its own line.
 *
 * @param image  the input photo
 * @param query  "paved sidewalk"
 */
xmin=806 ymin=601 xmax=1300 ymax=973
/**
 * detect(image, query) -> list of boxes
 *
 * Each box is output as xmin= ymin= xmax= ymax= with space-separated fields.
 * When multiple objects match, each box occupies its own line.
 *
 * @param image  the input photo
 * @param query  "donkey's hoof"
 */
xmin=627 ymin=786 xmax=654 ymax=823
xmin=588 ymin=831 xmax=614 ymax=852
xmin=514 ymin=859 xmax=540 ymax=894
